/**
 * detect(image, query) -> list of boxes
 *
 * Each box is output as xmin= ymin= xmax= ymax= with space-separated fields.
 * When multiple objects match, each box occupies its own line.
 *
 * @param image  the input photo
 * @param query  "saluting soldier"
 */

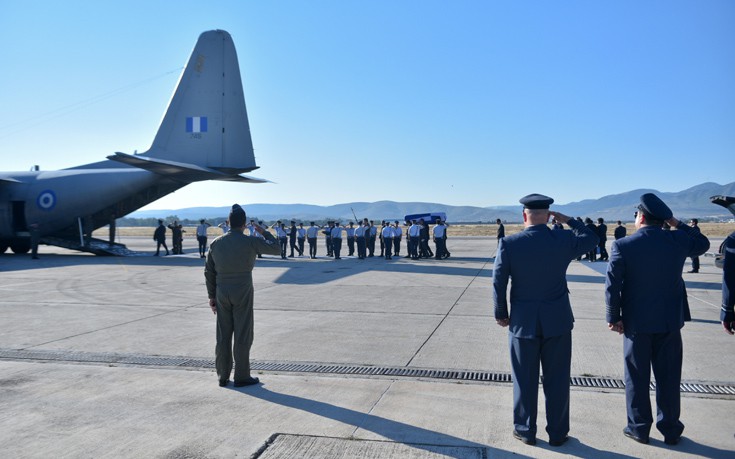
xmin=346 ymin=222 xmax=356 ymax=256
xmin=605 ymin=193 xmax=709 ymax=446
xmin=493 ymin=194 xmax=599 ymax=447
xmin=205 ymin=204 xmax=281 ymax=387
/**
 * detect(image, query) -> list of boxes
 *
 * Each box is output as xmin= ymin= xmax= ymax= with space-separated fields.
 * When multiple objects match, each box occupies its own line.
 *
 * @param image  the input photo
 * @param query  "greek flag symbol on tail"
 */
xmin=186 ymin=116 xmax=208 ymax=133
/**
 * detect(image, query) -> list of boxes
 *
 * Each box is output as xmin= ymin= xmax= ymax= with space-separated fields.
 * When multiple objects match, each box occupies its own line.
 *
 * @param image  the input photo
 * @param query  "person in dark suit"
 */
xmin=605 ymin=193 xmax=709 ymax=446
xmin=584 ymin=218 xmax=597 ymax=261
xmin=687 ymin=219 xmax=700 ymax=273
xmin=720 ymin=230 xmax=735 ymax=335
xmin=496 ymin=218 xmax=505 ymax=240
xmin=288 ymin=220 xmax=297 ymax=257
xmin=493 ymin=194 xmax=599 ymax=447
xmin=596 ymin=218 xmax=608 ymax=261
xmin=153 ymin=219 xmax=169 ymax=256
xmin=614 ymin=220 xmax=627 ymax=240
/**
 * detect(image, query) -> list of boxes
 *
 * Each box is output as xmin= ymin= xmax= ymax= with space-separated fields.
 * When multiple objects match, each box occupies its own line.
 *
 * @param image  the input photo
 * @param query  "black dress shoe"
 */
xmin=664 ymin=436 xmax=680 ymax=445
xmin=233 ymin=376 xmax=260 ymax=387
xmin=512 ymin=430 xmax=536 ymax=446
xmin=548 ymin=436 xmax=569 ymax=447
xmin=218 ymin=379 xmax=229 ymax=387
xmin=623 ymin=427 xmax=649 ymax=444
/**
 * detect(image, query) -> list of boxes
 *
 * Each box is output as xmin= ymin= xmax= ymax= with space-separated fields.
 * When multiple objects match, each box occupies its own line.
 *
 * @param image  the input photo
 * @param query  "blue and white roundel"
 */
xmin=37 ymin=190 xmax=56 ymax=210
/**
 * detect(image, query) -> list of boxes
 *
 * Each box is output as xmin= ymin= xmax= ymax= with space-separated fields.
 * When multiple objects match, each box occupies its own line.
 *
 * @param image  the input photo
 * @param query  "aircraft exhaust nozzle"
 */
xmin=145 ymin=30 xmax=257 ymax=174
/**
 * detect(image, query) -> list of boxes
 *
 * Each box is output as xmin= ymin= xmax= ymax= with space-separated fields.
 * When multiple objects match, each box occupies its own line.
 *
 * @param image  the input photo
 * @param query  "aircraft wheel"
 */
xmin=10 ymin=241 xmax=31 ymax=254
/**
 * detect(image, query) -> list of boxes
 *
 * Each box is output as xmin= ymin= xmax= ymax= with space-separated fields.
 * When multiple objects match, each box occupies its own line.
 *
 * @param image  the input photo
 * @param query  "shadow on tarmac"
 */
xmin=234 ymin=384 xmax=534 ymax=459
xmin=236 ymin=383 xmax=735 ymax=458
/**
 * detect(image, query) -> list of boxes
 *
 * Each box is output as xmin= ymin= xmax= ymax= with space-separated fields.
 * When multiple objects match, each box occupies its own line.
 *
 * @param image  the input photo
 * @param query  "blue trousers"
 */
xmin=356 ymin=237 xmax=366 ymax=258
xmin=623 ymin=330 xmax=684 ymax=440
xmin=509 ymin=331 xmax=571 ymax=441
xmin=332 ymin=238 xmax=342 ymax=258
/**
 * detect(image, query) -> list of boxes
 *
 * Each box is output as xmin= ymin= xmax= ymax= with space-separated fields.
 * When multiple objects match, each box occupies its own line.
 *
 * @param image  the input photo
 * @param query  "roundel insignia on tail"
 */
xmin=37 ymin=190 xmax=56 ymax=210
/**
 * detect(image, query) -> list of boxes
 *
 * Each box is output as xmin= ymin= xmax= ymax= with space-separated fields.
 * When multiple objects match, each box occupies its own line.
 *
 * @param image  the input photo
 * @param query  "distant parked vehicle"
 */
xmin=710 ymin=195 xmax=735 ymax=269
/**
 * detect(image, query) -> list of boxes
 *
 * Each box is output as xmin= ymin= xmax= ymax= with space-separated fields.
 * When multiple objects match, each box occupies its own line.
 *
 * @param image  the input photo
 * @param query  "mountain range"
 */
xmin=129 ymin=182 xmax=735 ymax=223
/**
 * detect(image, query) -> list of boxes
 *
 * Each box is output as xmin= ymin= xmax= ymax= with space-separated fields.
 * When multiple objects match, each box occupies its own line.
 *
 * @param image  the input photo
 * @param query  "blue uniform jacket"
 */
xmin=493 ymin=219 xmax=599 ymax=338
xmin=605 ymin=223 xmax=710 ymax=333
xmin=722 ymin=231 xmax=735 ymax=322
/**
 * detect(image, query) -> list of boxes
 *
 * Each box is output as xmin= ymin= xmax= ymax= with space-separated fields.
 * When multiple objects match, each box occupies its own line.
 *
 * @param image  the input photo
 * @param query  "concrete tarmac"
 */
xmin=1 ymin=236 xmax=733 ymax=458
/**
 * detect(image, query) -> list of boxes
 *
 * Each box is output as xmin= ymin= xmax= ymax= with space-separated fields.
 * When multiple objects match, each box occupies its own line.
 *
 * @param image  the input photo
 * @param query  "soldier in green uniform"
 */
xmin=205 ymin=204 xmax=281 ymax=387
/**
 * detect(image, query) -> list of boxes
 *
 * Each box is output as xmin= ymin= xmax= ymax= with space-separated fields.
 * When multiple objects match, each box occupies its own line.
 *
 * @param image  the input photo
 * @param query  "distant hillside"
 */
xmin=129 ymin=182 xmax=735 ymax=223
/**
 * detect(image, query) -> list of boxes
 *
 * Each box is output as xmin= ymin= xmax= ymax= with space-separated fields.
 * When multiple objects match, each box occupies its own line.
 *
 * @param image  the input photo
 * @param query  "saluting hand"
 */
xmin=209 ymin=298 xmax=217 ymax=315
xmin=549 ymin=211 xmax=570 ymax=224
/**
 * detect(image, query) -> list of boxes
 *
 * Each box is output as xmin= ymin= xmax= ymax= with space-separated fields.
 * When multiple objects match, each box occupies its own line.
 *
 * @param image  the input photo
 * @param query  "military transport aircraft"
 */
xmin=0 ymin=30 xmax=265 ymax=255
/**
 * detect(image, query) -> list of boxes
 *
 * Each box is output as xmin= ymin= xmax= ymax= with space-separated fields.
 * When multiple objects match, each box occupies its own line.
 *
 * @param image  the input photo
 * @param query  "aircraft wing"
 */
xmin=107 ymin=152 xmax=269 ymax=183
xmin=0 ymin=176 xmax=21 ymax=183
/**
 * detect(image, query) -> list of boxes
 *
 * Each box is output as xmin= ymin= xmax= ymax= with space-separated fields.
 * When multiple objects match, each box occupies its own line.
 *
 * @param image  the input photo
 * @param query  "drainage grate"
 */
xmin=1 ymin=348 xmax=733 ymax=396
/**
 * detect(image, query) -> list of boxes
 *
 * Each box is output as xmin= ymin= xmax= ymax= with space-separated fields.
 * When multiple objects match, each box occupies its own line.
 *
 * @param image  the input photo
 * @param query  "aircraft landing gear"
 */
xmin=10 ymin=240 xmax=31 ymax=254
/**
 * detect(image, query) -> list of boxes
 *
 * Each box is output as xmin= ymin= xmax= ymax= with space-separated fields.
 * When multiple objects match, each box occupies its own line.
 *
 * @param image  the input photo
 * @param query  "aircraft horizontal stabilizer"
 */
xmin=0 ymin=177 xmax=21 ymax=183
xmin=107 ymin=152 xmax=269 ymax=183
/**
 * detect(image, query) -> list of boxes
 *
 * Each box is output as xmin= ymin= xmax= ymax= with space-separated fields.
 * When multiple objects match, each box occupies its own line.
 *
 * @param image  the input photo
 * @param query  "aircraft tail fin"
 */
xmin=142 ymin=30 xmax=257 ymax=174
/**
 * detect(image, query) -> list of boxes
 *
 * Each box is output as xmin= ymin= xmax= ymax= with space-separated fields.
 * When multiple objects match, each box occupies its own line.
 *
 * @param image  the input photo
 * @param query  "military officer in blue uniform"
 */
xmin=493 ymin=194 xmax=599 ymax=447
xmin=722 ymin=229 xmax=735 ymax=335
xmin=605 ymin=193 xmax=709 ymax=445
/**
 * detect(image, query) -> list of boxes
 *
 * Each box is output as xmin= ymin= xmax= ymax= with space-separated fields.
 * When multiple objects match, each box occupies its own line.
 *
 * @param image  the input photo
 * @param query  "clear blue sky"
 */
xmin=1 ymin=1 xmax=733 ymax=210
